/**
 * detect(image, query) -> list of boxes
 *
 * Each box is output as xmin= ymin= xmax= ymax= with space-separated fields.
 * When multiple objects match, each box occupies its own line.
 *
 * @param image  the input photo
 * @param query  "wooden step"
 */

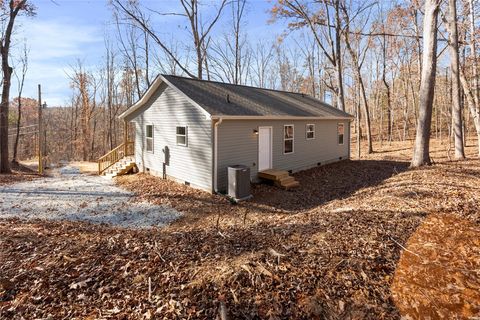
xmin=282 ymin=180 xmax=300 ymax=190
xmin=102 ymin=162 xmax=137 ymax=177
xmin=259 ymin=169 xmax=300 ymax=190
xmin=258 ymin=169 xmax=289 ymax=181
xmin=279 ymin=176 xmax=295 ymax=184
xmin=274 ymin=176 xmax=295 ymax=187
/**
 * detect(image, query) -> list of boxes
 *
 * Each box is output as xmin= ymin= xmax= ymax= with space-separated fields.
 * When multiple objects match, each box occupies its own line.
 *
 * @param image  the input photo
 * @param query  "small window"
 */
xmin=176 ymin=126 xmax=187 ymax=146
xmin=146 ymin=125 xmax=153 ymax=152
xmin=337 ymin=123 xmax=344 ymax=145
xmin=306 ymin=124 xmax=315 ymax=140
xmin=284 ymin=125 xmax=294 ymax=154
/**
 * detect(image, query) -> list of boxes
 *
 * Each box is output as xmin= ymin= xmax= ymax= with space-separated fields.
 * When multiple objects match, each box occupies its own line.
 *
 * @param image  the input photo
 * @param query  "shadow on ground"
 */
xmin=249 ymin=160 xmax=410 ymax=213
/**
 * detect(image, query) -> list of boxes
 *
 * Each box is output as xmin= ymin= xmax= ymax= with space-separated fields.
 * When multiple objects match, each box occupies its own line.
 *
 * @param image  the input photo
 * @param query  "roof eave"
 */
xmin=210 ymin=115 xmax=354 ymax=120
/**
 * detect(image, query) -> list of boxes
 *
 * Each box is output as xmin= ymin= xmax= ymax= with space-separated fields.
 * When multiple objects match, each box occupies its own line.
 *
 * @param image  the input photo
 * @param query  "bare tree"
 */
xmin=411 ymin=0 xmax=441 ymax=167
xmin=12 ymin=42 xmax=29 ymax=164
xmin=112 ymin=0 xmax=227 ymax=79
xmin=111 ymin=0 xmax=196 ymax=78
xmin=179 ymin=0 xmax=228 ymax=79
xmin=445 ymin=0 xmax=465 ymax=159
xmin=271 ymin=0 xmax=346 ymax=110
xmin=68 ymin=62 xmax=94 ymax=161
xmin=209 ymin=0 xmax=249 ymax=84
xmin=250 ymin=40 xmax=275 ymax=88
xmin=0 ymin=0 xmax=34 ymax=173
xmin=341 ymin=2 xmax=373 ymax=153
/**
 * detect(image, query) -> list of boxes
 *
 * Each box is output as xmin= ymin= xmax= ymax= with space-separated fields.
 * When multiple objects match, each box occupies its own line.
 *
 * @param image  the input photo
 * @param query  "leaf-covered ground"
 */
xmin=1 ymin=139 xmax=479 ymax=319
xmin=0 ymin=162 xmax=39 ymax=186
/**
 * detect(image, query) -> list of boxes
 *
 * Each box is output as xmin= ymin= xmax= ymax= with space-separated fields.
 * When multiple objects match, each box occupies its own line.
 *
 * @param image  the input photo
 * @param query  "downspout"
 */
xmin=213 ymin=117 xmax=223 ymax=193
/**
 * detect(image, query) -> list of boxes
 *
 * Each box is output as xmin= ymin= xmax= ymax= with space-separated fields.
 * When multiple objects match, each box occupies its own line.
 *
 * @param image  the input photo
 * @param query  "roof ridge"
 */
xmin=162 ymin=74 xmax=323 ymax=100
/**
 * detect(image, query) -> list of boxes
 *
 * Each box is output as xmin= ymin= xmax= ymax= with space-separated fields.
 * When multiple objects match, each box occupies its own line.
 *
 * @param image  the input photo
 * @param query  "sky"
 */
xmin=13 ymin=0 xmax=283 ymax=106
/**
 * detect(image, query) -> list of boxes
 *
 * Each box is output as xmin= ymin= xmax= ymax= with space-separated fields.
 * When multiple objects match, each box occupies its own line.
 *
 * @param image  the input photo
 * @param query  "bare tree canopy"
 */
xmin=4 ymin=0 xmax=480 ymax=166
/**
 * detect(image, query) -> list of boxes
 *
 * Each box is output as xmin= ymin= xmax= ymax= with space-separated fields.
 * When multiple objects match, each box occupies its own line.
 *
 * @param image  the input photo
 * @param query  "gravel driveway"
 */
xmin=0 ymin=167 xmax=181 ymax=228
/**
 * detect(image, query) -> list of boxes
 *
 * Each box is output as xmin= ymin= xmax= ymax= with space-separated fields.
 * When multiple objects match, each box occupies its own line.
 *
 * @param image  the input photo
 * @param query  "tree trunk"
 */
xmin=356 ymin=89 xmax=361 ymax=159
xmin=468 ymin=0 xmax=479 ymax=105
xmin=411 ymin=0 xmax=440 ymax=167
xmin=459 ymin=69 xmax=480 ymax=156
xmin=447 ymin=0 xmax=465 ymax=159
xmin=334 ymin=0 xmax=345 ymax=111
xmin=0 ymin=1 xmax=27 ymax=172
xmin=12 ymin=100 xmax=22 ymax=164
xmin=381 ymin=34 xmax=393 ymax=142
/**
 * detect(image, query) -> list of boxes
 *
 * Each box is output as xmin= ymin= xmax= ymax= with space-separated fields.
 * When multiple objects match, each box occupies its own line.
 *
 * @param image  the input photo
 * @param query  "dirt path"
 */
xmin=0 ymin=167 xmax=181 ymax=228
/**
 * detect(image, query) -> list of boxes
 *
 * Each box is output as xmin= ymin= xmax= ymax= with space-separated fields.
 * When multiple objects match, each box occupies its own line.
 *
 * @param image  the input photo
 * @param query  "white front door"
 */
xmin=258 ymin=126 xmax=272 ymax=171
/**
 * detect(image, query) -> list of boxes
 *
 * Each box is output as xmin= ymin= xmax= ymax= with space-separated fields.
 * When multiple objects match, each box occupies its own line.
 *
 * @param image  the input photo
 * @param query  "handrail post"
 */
xmin=123 ymin=120 xmax=128 ymax=156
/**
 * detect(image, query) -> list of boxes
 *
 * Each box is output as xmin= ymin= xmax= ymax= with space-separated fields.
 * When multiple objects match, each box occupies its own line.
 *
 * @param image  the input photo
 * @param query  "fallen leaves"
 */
xmin=1 ymin=140 xmax=479 ymax=319
xmin=391 ymin=213 xmax=480 ymax=319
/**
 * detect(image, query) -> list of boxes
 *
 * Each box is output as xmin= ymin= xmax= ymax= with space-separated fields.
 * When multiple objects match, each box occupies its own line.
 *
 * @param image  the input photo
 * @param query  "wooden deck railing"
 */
xmin=98 ymin=141 xmax=134 ymax=175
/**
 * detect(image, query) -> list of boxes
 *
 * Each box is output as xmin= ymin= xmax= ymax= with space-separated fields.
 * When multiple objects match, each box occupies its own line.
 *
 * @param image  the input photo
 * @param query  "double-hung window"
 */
xmin=176 ymin=126 xmax=187 ymax=146
xmin=337 ymin=123 xmax=344 ymax=145
xmin=284 ymin=125 xmax=294 ymax=154
xmin=146 ymin=125 xmax=154 ymax=152
xmin=306 ymin=124 xmax=315 ymax=140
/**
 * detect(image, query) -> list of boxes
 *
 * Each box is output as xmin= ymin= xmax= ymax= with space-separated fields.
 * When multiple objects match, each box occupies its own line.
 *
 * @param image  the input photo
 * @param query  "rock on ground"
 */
xmin=0 ymin=169 xmax=181 ymax=228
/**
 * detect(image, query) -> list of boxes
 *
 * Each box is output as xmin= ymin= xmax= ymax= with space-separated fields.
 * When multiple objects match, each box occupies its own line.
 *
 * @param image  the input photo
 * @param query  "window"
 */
xmin=337 ymin=123 xmax=344 ymax=145
xmin=146 ymin=125 xmax=154 ymax=152
xmin=176 ymin=126 xmax=187 ymax=146
xmin=284 ymin=125 xmax=294 ymax=154
xmin=306 ymin=124 xmax=315 ymax=140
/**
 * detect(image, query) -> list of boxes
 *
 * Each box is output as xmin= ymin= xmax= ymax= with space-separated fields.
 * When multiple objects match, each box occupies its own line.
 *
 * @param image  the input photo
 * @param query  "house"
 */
xmin=117 ymin=75 xmax=353 ymax=193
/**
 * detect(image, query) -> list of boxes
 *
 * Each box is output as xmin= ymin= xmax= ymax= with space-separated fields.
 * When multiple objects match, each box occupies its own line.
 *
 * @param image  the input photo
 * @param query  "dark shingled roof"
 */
xmin=162 ymin=75 xmax=352 ymax=118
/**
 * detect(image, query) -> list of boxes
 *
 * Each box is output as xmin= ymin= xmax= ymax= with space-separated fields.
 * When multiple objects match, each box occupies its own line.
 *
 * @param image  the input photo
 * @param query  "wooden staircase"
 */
xmin=102 ymin=156 xmax=137 ymax=178
xmin=98 ymin=141 xmax=135 ymax=177
xmin=258 ymin=169 xmax=300 ymax=190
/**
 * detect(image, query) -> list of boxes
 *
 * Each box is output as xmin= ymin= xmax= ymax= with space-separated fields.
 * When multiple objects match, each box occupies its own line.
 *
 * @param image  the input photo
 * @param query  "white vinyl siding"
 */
xmin=216 ymin=119 xmax=349 ymax=192
xmin=284 ymin=125 xmax=294 ymax=154
xmin=129 ymin=83 xmax=212 ymax=191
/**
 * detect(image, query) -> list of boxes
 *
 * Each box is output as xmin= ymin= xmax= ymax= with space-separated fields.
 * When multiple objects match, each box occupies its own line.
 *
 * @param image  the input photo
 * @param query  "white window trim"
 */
xmin=337 ymin=123 xmax=345 ymax=145
xmin=145 ymin=124 xmax=154 ymax=153
xmin=176 ymin=125 xmax=188 ymax=147
xmin=306 ymin=124 xmax=315 ymax=140
xmin=283 ymin=124 xmax=294 ymax=154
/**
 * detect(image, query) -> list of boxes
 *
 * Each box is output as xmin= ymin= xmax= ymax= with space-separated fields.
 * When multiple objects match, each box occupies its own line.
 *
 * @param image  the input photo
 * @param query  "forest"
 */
xmin=1 ymin=1 xmax=480 ymax=319
xmin=1 ymin=0 xmax=479 ymax=168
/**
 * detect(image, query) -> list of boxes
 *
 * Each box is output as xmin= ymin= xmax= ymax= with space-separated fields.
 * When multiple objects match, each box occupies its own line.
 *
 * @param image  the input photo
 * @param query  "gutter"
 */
xmin=210 ymin=115 xmax=354 ymax=121
xmin=213 ymin=117 xmax=223 ymax=193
